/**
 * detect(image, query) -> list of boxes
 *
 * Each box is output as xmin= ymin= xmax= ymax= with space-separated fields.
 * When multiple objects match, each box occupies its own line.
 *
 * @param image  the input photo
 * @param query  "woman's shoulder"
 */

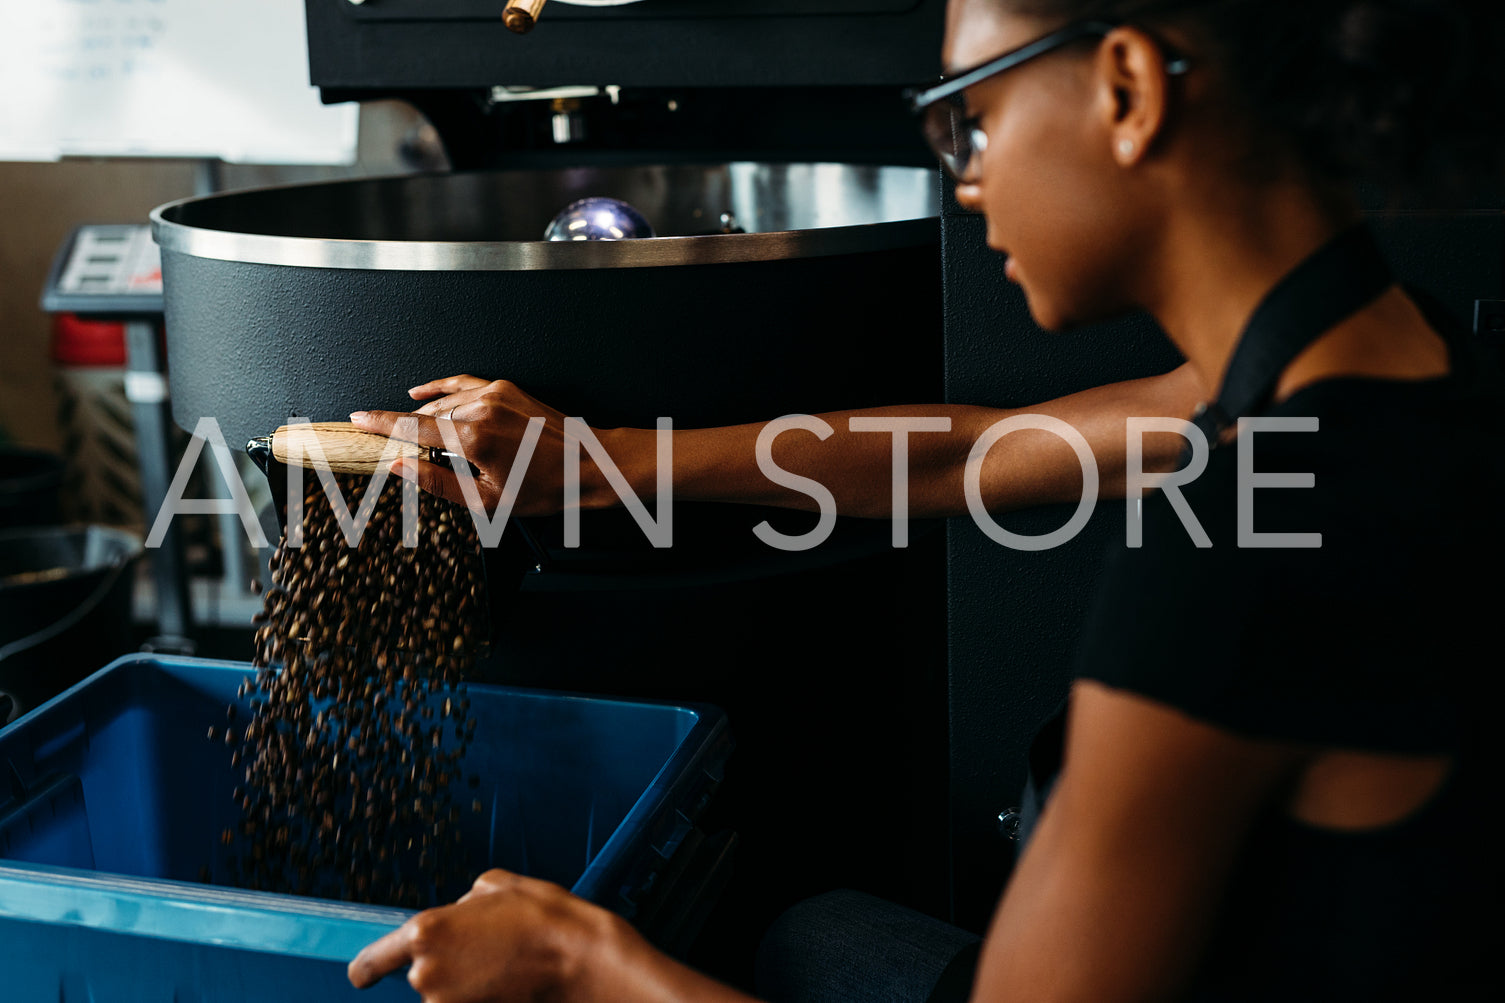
xmin=1263 ymin=287 xmax=1505 ymax=456
xmin=1179 ymin=335 xmax=1505 ymax=546
xmin=1075 ymin=291 xmax=1504 ymax=751
xmin=1078 ymin=431 xmax=1501 ymax=753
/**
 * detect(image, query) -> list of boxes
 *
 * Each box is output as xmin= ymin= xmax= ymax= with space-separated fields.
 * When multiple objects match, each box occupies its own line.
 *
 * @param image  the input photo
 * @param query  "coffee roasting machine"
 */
xmin=147 ymin=0 xmax=1505 ymax=978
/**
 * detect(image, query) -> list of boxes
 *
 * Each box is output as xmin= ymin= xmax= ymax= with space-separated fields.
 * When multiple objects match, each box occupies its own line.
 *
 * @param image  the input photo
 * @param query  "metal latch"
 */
xmin=1473 ymin=299 xmax=1505 ymax=337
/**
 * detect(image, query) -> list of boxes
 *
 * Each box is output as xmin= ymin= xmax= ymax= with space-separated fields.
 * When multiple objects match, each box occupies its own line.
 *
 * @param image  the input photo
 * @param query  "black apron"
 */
xmin=1005 ymin=223 xmax=1396 ymax=849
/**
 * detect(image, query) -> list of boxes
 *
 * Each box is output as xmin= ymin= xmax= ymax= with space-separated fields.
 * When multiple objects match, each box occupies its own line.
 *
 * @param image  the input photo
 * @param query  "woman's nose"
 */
xmin=953 ymin=181 xmax=985 ymax=213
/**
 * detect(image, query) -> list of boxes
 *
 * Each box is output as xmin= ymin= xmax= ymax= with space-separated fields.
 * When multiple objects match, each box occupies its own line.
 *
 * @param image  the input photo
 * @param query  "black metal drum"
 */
xmin=151 ymin=163 xmax=942 ymax=449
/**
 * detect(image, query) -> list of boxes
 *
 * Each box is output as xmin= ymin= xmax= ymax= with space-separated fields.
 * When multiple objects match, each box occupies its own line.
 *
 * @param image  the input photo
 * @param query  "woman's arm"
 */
xmin=971 ymin=681 xmax=1306 ymax=1003
xmin=656 ymin=363 xmax=1203 ymax=516
xmin=349 ymin=363 xmax=1204 ymax=519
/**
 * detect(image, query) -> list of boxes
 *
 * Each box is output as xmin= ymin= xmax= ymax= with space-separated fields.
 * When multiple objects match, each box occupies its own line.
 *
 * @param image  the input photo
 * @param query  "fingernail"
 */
xmin=349 ymin=411 xmax=368 ymax=421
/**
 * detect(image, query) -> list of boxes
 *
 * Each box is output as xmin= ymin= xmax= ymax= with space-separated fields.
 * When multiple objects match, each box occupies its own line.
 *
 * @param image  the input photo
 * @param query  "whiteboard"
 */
xmin=0 ymin=0 xmax=357 ymax=164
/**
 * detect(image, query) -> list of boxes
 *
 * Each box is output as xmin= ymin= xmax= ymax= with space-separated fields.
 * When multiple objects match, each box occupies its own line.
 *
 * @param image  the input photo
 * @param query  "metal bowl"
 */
xmin=152 ymin=162 xmax=938 ymax=272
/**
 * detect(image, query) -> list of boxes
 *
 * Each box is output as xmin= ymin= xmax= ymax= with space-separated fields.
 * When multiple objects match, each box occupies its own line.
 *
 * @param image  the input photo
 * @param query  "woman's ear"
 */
xmin=1094 ymin=26 xmax=1175 ymax=167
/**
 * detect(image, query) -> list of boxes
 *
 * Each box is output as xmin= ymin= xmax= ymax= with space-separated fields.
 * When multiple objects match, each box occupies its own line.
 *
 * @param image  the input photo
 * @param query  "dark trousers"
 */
xmin=754 ymin=890 xmax=982 ymax=1003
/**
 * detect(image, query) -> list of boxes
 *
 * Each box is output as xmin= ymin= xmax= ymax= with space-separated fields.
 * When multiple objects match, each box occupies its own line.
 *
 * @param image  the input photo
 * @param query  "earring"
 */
xmin=1118 ymin=139 xmax=1136 ymax=158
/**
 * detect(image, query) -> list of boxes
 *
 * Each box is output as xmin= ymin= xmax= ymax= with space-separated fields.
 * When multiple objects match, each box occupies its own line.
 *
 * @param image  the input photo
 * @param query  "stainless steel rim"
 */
xmin=149 ymin=163 xmax=941 ymax=272
xmin=149 ymin=217 xmax=940 ymax=270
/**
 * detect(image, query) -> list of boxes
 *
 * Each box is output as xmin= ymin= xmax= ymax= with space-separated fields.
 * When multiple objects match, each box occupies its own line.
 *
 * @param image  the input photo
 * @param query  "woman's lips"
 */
xmin=1004 ymin=255 xmax=1020 ymax=282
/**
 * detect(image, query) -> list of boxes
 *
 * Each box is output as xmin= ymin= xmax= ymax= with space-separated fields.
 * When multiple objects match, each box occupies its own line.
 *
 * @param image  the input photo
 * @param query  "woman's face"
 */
xmin=943 ymin=0 xmax=1154 ymax=331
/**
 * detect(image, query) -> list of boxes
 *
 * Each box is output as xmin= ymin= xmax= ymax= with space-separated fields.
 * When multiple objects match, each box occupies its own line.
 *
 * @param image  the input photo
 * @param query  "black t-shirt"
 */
xmin=1068 ymin=316 xmax=1505 ymax=999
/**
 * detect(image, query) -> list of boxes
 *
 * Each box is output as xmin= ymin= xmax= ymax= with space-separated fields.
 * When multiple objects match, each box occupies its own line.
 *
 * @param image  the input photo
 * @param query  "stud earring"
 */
xmin=1118 ymin=139 xmax=1136 ymax=158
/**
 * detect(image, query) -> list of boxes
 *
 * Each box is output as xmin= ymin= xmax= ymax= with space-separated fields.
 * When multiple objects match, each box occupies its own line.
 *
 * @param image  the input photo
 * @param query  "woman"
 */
xmin=348 ymin=0 xmax=1504 ymax=999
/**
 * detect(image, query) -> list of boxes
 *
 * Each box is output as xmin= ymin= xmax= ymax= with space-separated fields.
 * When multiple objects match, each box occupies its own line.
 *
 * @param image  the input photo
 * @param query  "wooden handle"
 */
xmin=271 ymin=422 xmax=427 ymax=475
xmin=503 ymin=0 xmax=547 ymax=33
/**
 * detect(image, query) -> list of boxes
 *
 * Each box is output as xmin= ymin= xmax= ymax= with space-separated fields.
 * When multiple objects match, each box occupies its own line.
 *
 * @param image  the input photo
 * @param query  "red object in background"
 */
xmin=50 ymin=314 xmax=127 ymax=367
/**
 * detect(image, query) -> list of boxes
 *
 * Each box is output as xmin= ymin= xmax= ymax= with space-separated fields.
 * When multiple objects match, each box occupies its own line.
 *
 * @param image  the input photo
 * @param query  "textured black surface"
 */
xmin=941 ymin=201 xmax=1181 ymax=930
xmin=1368 ymin=212 xmax=1505 ymax=328
xmin=161 ymin=228 xmax=945 ymax=583
xmin=306 ymin=0 xmax=945 ymax=91
xmin=162 ymin=243 xmax=941 ymax=447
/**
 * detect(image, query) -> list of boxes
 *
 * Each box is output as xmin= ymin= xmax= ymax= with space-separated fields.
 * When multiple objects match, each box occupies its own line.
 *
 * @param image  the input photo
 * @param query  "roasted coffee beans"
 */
xmin=216 ymin=472 xmax=485 ymax=909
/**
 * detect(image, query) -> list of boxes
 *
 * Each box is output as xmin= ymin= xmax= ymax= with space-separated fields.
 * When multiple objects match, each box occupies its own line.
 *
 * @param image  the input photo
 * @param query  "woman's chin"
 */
xmin=1005 ymin=260 xmax=1069 ymax=330
xmin=1018 ymin=288 xmax=1073 ymax=333
xmin=1020 ymin=283 xmax=1129 ymax=334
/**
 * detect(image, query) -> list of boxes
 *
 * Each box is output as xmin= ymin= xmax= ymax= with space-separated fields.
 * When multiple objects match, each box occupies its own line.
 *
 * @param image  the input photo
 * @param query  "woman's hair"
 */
xmin=1001 ymin=0 xmax=1505 ymax=196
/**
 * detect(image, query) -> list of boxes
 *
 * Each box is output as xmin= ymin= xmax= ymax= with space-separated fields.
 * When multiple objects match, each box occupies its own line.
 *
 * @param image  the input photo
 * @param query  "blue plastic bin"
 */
xmin=0 ymin=654 xmax=730 ymax=1001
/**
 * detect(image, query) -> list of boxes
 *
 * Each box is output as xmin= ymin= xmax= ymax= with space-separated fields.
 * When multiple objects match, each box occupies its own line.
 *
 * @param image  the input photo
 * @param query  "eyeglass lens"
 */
xmin=922 ymin=100 xmax=979 ymax=181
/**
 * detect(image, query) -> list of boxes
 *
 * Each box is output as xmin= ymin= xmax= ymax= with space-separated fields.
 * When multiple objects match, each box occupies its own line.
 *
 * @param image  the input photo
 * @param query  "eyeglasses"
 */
xmin=906 ymin=20 xmax=1191 ymax=182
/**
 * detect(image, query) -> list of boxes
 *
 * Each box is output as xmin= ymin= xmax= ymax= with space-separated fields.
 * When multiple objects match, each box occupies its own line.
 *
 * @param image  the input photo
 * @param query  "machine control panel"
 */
xmin=41 ymin=224 xmax=164 ymax=318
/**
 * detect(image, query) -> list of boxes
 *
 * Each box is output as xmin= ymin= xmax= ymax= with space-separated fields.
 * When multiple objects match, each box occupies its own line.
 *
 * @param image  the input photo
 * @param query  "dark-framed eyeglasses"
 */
xmin=905 ymin=20 xmax=1191 ymax=182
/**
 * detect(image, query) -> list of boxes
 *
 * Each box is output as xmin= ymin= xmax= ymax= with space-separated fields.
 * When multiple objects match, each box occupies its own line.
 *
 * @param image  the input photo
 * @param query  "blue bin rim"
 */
xmin=0 ymin=860 xmax=415 ymax=963
xmin=0 ymin=653 xmax=732 ymax=961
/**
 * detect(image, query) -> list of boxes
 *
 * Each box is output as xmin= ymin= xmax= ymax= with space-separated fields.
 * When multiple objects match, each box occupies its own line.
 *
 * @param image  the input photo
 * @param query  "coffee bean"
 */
xmin=213 ymin=470 xmax=484 ymax=906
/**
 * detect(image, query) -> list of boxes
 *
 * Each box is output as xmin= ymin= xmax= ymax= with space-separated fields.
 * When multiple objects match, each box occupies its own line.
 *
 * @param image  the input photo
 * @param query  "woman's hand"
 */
xmin=347 ymin=869 xmax=629 ymax=1002
xmin=350 ymin=376 xmax=645 ymax=517
xmin=407 ymin=375 xmax=521 ymax=421
xmin=348 ymin=868 xmax=760 ymax=1003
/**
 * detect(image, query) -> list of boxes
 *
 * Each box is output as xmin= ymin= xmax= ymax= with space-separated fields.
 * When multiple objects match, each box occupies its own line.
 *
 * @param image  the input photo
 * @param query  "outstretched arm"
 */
xmin=349 ymin=363 xmax=1204 ymax=519
xmin=667 ymin=362 xmax=1204 ymax=516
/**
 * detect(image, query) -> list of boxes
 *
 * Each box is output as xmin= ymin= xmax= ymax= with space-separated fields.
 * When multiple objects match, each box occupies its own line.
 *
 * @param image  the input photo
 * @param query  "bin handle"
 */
xmin=0 ymin=556 xmax=131 ymax=666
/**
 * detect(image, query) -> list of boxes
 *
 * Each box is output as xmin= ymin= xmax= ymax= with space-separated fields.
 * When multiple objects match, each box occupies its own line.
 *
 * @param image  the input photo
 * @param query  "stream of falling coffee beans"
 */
xmin=209 ymin=473 xmax=487 ymax=908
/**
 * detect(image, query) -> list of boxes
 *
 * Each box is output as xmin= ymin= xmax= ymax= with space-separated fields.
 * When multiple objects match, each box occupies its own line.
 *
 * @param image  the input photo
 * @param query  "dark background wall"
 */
xmin=940 ymin=175 xmax=1182 ymax=929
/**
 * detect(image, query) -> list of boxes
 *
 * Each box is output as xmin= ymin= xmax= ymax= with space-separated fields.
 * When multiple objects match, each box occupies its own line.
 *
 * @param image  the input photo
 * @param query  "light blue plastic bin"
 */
xmin=0 ymin=654 xmax=729 ymax=1001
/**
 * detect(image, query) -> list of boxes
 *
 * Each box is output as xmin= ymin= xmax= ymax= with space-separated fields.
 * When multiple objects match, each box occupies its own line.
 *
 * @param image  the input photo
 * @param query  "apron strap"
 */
xmin=1191 ymin=223 xmax=1394 ymax=445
